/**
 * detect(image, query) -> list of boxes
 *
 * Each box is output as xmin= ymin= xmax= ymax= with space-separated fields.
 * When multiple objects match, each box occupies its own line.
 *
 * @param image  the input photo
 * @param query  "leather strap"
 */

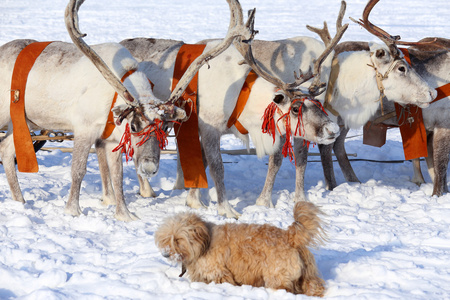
xmin=323 ymin=56 xmax=340 ymax=116
xmin=434 ymin=82 xmax=450 ymax=103
xmin=172 ymin=44 xmax=208 ymax=189
xmin=394 ymin=103 xmax=428 ymax=160
xmin=101 ymin=69 xmax=136 ymax=139
xmin=10 ymin=41 xmax=53 ymax=173
xmin=226 ymin=70 xmax=258 ymax=134
xmin=396 ymin=48 xmax=428 ymax=160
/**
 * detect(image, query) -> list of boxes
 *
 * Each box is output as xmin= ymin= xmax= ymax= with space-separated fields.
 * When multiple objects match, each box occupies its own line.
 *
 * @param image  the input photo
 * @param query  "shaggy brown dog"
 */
xmin=155 ymin=202 xmax=326 ymax=296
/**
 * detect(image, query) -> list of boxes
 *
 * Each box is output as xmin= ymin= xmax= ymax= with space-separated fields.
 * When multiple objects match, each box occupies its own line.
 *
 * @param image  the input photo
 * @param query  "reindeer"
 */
xmin=94 ymin=0 xmax=258 ymax=210
xmin=314 ymin=0 xmax=450 ymax=197
xmin=0 ymin=0 xmax=253 ymax=221
xmin=117 ymin=3 xmax=347 ymax=218
xmin=221 ymin=0 xmax=437 ymax=208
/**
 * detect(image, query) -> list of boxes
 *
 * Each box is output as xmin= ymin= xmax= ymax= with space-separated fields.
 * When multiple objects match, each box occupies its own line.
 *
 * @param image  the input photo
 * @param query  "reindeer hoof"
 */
xmin=186 ymin=199 xmax=206 ymax=209
xmin=139 ymin=188 xmax=157 ymax=198
xmin=64 ymin=205 xmax=82 ymax=217
xmin=218 ymin=202 xmax=241 ymax=219
xmin=186 ymin=189 xmax=205 ymax=209
xmin=255 ymin=196 xmax=274 ymax=208
xmin=101 ymin=196 xmax=116 ymax=206
xmin=115 ymin=210 xmax=139 ymax=222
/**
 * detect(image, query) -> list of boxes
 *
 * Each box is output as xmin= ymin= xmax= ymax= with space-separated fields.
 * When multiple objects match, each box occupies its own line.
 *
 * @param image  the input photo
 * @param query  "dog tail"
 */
xmin=287 ymin=202 xmax=326 ymax=249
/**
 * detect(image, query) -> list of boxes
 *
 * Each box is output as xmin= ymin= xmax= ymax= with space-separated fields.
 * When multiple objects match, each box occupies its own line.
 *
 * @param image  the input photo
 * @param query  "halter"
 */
xmin=367 ymin=57 xmax=401 ymax=115
xmin=261 ymin=97 xmax=327 ymax=163
xmin=112 ymin=119 xmax=169 ymax=162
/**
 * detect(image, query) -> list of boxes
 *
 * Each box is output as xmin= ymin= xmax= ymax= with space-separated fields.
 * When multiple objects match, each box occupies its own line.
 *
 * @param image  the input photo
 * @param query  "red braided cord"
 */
xmin=134 ymin=119 xmax=168 ymax=150
xmin=113 ymin=123 xmax=134 ymax=162
xmin=261 ymin=102 xmax=278 ymax=143
xmin=113 ymin=119 xmax=169 ymax=163
xmin=281 ymin=111 xmax=294 ymax=162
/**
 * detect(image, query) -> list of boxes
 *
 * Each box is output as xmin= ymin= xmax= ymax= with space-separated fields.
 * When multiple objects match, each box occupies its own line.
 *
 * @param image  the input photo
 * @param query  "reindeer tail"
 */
xmin=287 ymin=202 xmax=326 ymax=249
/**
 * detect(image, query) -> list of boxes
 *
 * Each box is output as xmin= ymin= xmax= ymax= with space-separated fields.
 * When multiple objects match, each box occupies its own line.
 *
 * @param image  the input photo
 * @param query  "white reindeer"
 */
xmin=0 ymin=0 xmax=253 ymax=221
xmin=115 ymin=1 xmax=436 ymax=214
xmin=216 ymin=0 xmax=437 ymax=208
xmin=115 ymin=3 xmax=351 ymax=219
xmin=316 ymin=0 xmax=450 ymax=197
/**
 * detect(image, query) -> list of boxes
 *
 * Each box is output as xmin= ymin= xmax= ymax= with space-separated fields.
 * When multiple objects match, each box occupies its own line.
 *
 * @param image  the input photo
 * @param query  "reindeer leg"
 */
xmin=64 ymin=136 xmax=93 ymax=217
xmin=293 ymin=138 xmax=308 ymax=202
xmin=136 ymin=173 xmax=156 ymax=198
xmin=200 ymin=128 xmax=239 ymax=218
xmin=95 ymin=139 xmax=116 ymax=205
xmin=411 ymin=158 xmax=425 ymax=186
xmin=0 ymin=133 xmax=25 ymax=203
xmin=256 ymin=138 xmax=284 ymax=208
xmin=425 ymin=131 xmax=435 ymax=183
xmin=319 ymin=143 xmax=337 ymax=190
xmin=333 ymin=126 xmax=360 ymax=183
xmin=186 ymin=147 xmax=208 ymax=209
xmin=173 ymin=149 xmax=186 ymax=190
xmin=104 ymin=141 xmax=138 ymax=221
xmin=432 ymin=127 xmax=450 ymax=196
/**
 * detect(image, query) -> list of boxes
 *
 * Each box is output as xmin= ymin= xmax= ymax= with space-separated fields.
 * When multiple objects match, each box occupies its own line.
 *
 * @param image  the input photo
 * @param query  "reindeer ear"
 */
xmin=112 ymin=104 xmax=129 ymax=118
xmin=369 ymin=43 xmax=391 ymax=63
xmin=163 ymin=106 xmax=187 ymax=122
xmin=272 ymin=91 xmax=287 ymax=105
xmin=112 ymin=104 xmax=133 ymax=126
xmin=375 ymin=48 xmax=386 ymax=59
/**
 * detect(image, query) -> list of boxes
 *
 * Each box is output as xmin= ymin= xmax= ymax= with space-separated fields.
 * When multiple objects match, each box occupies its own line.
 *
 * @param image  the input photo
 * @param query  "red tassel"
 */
xmin=261 ymin=102 xmax=278 ymax=143
xmin=135 ymin=119 xmax=168 ymax=150
xmin=113 ymin=123 xmax=134 ymax=162
xmin=262 ymin=98 xmax=323 ymax=164
xmin=281 ymin=111 xmax=294 ymax=163
xmin=113 ymin=119 xmax=169 ymax=163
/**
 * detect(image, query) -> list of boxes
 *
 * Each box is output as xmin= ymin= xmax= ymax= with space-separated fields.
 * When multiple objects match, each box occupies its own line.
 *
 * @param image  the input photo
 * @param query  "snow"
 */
xmin=1 ymin=0 xmax=450 ymax=299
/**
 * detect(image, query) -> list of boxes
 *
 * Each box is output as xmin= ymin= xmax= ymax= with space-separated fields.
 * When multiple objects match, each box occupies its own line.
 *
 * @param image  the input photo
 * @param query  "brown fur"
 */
xmin=155 ymin=202 xmax=326 ymax=296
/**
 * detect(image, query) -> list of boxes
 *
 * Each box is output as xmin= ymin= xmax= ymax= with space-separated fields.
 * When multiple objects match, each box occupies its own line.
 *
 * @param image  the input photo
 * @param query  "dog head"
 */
xmin=155 ymin=212 xmax=210 ymax=264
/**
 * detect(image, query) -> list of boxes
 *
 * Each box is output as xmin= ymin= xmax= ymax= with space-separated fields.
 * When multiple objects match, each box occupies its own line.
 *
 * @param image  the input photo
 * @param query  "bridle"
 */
xmin=367 ymin=57 xmax=403 ymax=115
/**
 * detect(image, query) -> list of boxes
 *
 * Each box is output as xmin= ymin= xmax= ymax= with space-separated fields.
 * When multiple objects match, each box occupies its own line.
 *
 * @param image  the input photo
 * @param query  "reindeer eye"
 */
xmin=398 ymin=66 xmax=406 ymax=73
xmin=292 ymin=106 xmax=299 ymax=114
xmin=130 ymin=124 xmax=137 ymax=132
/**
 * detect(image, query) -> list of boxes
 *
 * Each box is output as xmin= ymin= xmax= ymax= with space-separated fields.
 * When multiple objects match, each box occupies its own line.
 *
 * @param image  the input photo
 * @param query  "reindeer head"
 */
xmin=234 ymin=3 xmax=348 ymax=161
xmin=350 ymin=0 xmax=437 ymax=108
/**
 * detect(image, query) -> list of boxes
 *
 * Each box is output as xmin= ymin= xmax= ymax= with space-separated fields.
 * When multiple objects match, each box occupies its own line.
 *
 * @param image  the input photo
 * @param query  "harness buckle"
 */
xmin=11 ymin=89 xmax=20 ymax=103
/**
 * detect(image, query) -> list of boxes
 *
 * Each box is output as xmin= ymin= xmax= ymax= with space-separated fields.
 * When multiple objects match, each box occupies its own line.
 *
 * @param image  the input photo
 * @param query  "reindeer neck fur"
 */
xmin=331 ymin=49 xmax=382 ymax=129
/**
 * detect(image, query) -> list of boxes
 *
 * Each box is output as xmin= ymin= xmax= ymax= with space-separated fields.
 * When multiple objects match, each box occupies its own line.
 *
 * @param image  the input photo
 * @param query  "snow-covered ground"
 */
xmin=1 ymin=0 xmax=450 ymax=299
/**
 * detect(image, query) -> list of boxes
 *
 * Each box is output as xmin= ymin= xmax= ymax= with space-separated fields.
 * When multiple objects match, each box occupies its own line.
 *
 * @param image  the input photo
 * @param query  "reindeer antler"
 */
xmin=306 ymin=1 xmax=348 ymax=96
xmin=166 ymin=0 xmax=257 ymax=104
xmin=350 ymin=0 xmax=437 ymax=54
xmin=235 ymin=1 xmax=348 ymax=99
xmin=65 ymin=0 xmax=138 ymax=107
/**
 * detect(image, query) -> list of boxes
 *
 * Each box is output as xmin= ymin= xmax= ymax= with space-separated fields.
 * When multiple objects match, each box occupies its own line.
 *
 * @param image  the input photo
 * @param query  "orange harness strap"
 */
xmin=226 ymin=70 xmax=258 ymax=135
xmin=172 ymin=44 xmax=208 ymax=189
xmin=434 ymin=83 xmax=450 ymax=103
xmin=101 ymin=69 xmax=137 ymax=139
xmin=10 ymin=41 xmax=53 ymax=173
xmin=397 ymin=48 xmax=428 ymax=160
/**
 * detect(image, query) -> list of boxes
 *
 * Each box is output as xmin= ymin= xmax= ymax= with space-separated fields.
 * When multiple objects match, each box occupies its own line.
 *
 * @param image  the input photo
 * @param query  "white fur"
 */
xmin=331 ymin=43 xmax=436 ymax=129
